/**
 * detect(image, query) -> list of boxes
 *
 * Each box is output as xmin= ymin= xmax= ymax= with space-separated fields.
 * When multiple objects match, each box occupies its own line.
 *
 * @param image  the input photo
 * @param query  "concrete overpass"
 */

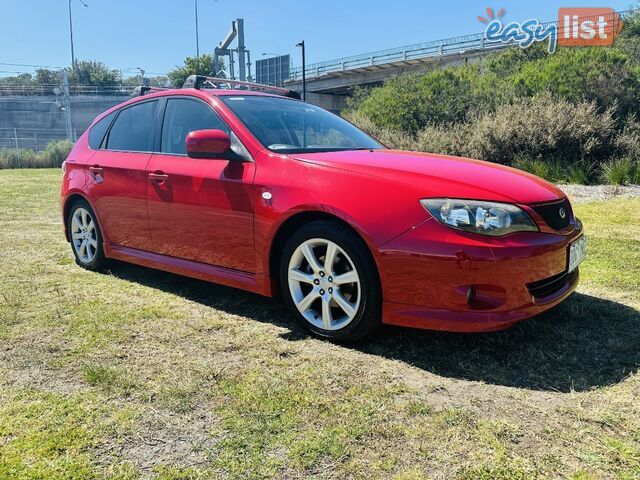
xmin=284 ymin=31 xmax=511 ymax=111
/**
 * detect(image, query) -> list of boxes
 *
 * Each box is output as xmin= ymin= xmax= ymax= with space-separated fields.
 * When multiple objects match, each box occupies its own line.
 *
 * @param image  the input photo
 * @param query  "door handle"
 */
xmin=148 ymin=172 xmax=169 ymax=183
xmin=89 ymin=166 xmax=103 ymax=174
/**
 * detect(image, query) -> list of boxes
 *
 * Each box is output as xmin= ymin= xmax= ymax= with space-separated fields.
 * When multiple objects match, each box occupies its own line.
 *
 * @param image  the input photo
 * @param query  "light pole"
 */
xmin=296 ymin=41 xmax=306 ymax=101
xmin=137 ymin=67 xmax=147 ymax=86
xmin=194 ymin=0 xmax=200 ymax=73
xmin=68 ymin=0 xmax=88 ymax=68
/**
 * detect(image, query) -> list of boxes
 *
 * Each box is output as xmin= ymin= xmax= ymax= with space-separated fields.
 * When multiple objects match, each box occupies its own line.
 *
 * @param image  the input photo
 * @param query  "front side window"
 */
xmin=161 ymin=98 xmax=229 ymax=155
xmin=220 ymin=95 xmax=382 ymax=154
xmin=106 ymin=100 xmax=158 ymax=152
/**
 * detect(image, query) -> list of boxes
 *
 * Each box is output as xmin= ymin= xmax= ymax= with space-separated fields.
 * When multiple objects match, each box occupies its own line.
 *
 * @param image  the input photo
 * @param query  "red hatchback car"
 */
xmin=61 ymin=76 xmax=585 ymax=341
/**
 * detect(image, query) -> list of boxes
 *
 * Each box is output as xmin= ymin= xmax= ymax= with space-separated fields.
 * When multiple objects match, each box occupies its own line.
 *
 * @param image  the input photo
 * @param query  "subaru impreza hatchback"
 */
xmin=61 ymin=75 xmax=585 ymax=341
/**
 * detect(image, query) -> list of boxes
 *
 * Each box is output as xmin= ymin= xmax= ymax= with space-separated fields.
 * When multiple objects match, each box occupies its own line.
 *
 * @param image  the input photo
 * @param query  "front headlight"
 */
xmin=420 ymin=198 xmax=538 ymax=236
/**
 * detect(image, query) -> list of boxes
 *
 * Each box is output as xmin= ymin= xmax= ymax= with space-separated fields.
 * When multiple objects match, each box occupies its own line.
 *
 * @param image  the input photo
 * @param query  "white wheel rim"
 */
xmin=288 ymin=238 xmax=361 ymax=331
xmin=71 ymin=207 xmax=98 ymax=264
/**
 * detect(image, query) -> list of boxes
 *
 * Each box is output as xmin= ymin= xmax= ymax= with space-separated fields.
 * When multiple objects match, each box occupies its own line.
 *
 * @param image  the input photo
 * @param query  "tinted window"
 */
xmin=106 ymin=100 xmax=158 ymax=152
xmin=221 ymin=95 xmax=382 ymax=153
xmin=161 ymin=98 xmax=229 ymax=155
xmin=88 ymin=111 xmax=116 ymax=149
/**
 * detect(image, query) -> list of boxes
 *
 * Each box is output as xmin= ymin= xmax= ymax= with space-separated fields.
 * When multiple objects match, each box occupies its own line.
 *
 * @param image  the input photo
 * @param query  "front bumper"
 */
xmin=378 ymin=217 xmax=583 ymax=332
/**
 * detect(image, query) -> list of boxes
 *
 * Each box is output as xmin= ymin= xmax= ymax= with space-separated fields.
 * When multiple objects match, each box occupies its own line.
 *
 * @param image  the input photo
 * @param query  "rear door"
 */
xmin=86 ymin=99 xmax=158 ymax=250
xmin=146 ymin=97 xmax=255 ymax=271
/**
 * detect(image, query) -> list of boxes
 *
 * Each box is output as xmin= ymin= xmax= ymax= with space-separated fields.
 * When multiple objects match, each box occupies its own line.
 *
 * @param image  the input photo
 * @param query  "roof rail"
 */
xmin=130 ymin=86 xmax=170 ymax=97
xmin=182 ymin=75 xmax=301 ymax=99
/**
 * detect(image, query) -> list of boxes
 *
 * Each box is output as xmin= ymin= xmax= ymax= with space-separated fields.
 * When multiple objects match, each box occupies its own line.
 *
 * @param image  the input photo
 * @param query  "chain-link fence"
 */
xmin=0 ymin=128 xmax=76 ymax=152
xmin=0 ymin=84 xmax=135 ymax=97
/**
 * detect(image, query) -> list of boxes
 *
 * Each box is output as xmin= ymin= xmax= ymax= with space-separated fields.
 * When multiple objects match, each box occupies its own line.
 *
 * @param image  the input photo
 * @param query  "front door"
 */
xmin=146 ymin=97 xmax=255 ymax=272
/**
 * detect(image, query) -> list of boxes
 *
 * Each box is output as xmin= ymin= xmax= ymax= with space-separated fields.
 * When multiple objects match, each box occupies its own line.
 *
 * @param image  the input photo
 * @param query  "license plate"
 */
xmin=568 ymin=236 xmax=586 ymax=273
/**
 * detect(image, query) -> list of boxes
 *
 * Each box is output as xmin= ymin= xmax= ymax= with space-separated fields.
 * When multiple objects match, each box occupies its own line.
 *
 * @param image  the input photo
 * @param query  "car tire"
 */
xmin=280 ymin=220 xmax=382 ymax=342
xmin=67 ymin=199 xmax=106 ymax=271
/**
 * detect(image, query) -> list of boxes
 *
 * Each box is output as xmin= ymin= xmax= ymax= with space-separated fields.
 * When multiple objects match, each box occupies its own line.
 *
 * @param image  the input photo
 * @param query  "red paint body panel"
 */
xmin=378 ymin=217 xmax=582 ymax=331
xmin=290 ymin=150 xmax=565 ymax=204
xmin=61 ymin=88 xmax=583 ymax=333
xmin=146 ymin=153 xmax=255 ymax=271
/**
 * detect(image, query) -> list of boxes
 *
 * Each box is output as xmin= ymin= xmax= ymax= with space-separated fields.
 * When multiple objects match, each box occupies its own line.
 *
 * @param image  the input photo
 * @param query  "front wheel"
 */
xmin=280 ymin=220 xmax=381 ymax=342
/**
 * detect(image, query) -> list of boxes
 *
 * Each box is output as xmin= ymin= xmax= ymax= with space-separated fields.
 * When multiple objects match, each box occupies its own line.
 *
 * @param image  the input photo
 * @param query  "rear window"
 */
xmin=106 ymin=100 xmax=158 ymax=152
xmin=88 ymin=111 xmax=116 ymax=149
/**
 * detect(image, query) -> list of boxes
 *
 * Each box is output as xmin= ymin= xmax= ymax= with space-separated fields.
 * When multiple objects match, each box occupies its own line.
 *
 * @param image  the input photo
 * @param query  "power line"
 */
xmin=0 ymin=62 xmax=66 ymax=69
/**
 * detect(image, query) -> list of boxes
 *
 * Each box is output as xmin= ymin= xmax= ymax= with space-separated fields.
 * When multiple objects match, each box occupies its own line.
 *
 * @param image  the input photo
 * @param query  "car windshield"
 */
xmin=220 ymin=95 xmax=383 ymax=153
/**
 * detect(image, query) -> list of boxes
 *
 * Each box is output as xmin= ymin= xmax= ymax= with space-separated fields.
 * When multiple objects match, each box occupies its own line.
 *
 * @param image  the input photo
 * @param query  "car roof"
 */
xmin=92 ymin=87 xmax=297 ymax=125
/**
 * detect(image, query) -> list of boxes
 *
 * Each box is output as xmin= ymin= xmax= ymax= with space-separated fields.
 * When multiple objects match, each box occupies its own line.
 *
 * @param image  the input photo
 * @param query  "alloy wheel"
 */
xmin=71 ymin=207 xmax=98 ymax=264
xmin=287 ymin=238 xmax=361 ymax=331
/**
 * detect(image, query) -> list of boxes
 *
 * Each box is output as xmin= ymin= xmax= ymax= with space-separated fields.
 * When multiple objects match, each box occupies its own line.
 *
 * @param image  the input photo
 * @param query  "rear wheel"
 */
xmin=67 ymin=199 xmax=106 ymax=270
xmin=280 ymin=220 xmax=381 ymax=342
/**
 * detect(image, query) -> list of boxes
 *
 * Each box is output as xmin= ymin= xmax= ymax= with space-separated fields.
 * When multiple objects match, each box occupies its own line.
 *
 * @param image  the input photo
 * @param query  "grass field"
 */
xmin=1 ymin=168 xmax=639 ymax=479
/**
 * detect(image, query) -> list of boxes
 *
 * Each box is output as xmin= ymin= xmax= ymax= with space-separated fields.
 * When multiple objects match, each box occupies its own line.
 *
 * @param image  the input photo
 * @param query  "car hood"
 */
xmin=289 ymin=149 xmax=565 ymax=204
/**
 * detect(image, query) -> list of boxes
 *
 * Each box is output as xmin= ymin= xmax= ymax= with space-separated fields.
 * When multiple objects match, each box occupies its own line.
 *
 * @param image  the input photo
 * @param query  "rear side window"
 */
xmin=106 ymin=100 xmax=158 ymax=152
xmin=88 ymin=111 xmax=116 ymax=149
xmin=161 ymin=98 xmax=229 ymax=155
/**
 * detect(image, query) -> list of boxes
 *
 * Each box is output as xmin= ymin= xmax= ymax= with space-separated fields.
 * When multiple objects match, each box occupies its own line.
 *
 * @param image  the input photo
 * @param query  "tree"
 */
xmin=67 ymin=60 xmax=119 ymax=86
xmin=35 ymin=68 xmax=59 ymax=85
xmin=121 ymin=75 xmax=171 ymax=88
xmin=167 ymin=54 xmax=216 ymax=88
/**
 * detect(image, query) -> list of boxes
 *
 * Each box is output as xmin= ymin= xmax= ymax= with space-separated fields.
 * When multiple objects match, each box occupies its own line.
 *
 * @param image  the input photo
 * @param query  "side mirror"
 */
xmin=185 ymin=129 xmax=231 ymax=159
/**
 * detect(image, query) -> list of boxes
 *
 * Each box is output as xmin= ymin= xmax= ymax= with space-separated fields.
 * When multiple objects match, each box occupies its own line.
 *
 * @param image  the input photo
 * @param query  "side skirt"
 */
xmin=104 ymin=243 xmax=274 ymax=297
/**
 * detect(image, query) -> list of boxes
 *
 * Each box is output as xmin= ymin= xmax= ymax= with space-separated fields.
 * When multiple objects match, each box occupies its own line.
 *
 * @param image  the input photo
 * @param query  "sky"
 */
xmin=0 ymin=0 xmax=633 ymax=78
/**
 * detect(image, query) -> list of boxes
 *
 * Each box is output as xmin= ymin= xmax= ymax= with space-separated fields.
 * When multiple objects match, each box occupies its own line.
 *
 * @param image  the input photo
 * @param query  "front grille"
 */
xmin=526 ymin=268 xmax=578 ymax=300
xmin=531 ymin=198 xmax=573 ymax=230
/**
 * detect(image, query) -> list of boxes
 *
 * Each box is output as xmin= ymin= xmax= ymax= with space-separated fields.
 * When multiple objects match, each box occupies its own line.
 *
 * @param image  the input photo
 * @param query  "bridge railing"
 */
xmin=288 ymin=31 xmax=510 ymax=81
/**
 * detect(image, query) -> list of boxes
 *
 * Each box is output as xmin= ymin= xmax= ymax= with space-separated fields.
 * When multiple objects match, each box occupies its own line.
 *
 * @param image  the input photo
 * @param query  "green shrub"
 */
xmin=601 ymin=157 xmax=635 ymax=185
xmin=564 ymin=162 xmax=595 ymax=184
xmin=510 ymin=47 xmax=640 ymax=116
xmin=511 ymin=159 xmax=594 ymax=184
xmin=632 ymin=164 xmax=640 ymax=184
xmin=512 ymin=158 xmax=553 ymax=181
xmin=350 ymin=94 xmax=615 ymax=174
xmin=343 ymin=111 xmax=416 ymax=150
xmin=459 ymin=94 xmax=616 ymax=165
xmin=0 ymin=149 xmax=38 ymax=169
xmin=615 ymin=117 xmax=640 ymax=159
xmin=352 ymin=65 xmax=507 ymax=133
xmin=40 ymin=140 xmax=74 ymax=167
xmin=0 ymin=140 xmax=74 ymax=170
